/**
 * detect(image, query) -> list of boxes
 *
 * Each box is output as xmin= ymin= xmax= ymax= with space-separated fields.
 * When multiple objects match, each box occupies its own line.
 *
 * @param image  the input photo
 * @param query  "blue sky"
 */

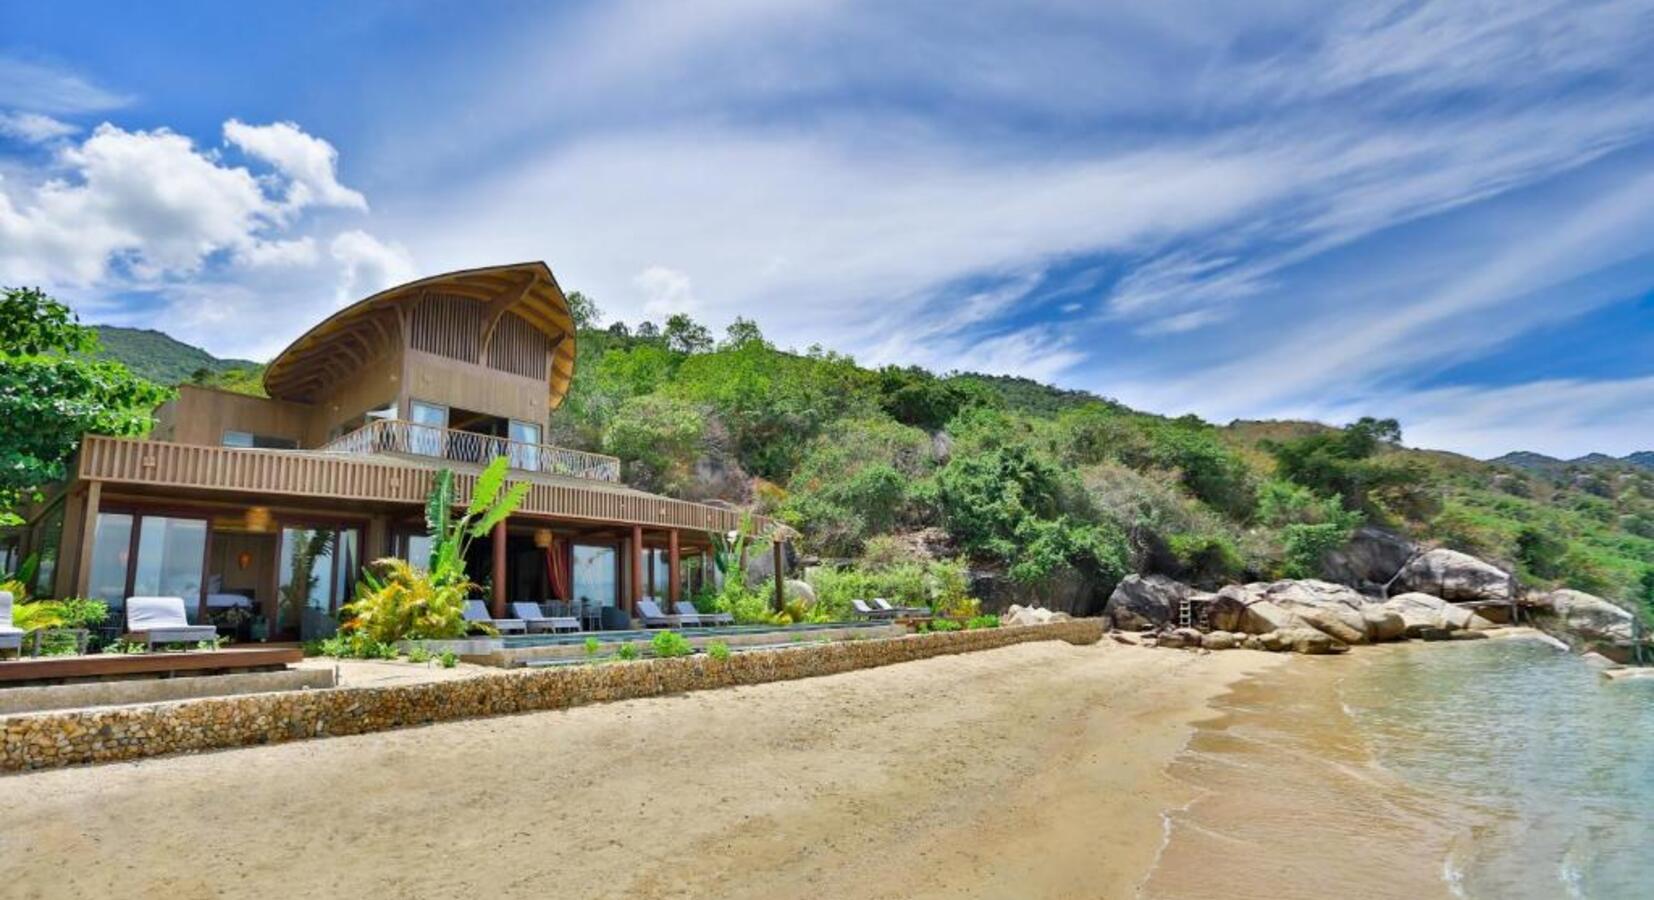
xmin=2 ymin=0 xmax=1652 ymax=458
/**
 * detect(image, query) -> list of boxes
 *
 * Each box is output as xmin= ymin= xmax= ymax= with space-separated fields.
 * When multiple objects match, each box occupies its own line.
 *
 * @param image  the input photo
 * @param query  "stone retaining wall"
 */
xmin=1 ymin=620 xmax=1102 ymax=772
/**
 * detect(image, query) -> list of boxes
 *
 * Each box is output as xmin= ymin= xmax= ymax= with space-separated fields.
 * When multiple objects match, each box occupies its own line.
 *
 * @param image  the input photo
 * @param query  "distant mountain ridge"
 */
xmin=1492 ymin=450 xmax=1654 ymax=472
xmin=92 ymin=325 xmax=259 ymax=387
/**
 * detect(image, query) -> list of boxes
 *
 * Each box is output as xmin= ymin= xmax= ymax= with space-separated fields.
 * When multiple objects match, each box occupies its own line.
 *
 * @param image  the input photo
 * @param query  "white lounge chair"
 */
xmin=635 ymin=599 xmax=681 ymax=629
xmin=850 ymin=598 xmax=893 ymax=620
xmin=125 ymin=596 xmax=219 ymax=648
xmin=675 ymin=601 xmax=733 ymax=627
xmin=0 ymin=591 xmax=23 ymax=656
xmin=463 ymin=600 xmax=526 ymax=635
xmin=512 ymin=602 xmax=581 ymax=634
xmin=873 ymin=598 xmax=927 ymax=617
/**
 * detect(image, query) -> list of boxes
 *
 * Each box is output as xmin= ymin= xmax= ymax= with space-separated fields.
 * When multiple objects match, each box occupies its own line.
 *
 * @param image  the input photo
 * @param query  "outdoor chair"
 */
xmin=635 ymin=599 xmax=681 ymax=629
xmin=125 ymin=596 xmax=220 ymax=648
xmin=873 ymin=598 xmax=928 ymax=617
xmin=676 ymin=601 xmax=733 ymax=627
xmin=512 ymin=602 xmax=581 ymax=634
xmin=0 ymin=591 xmax=23 ymax=656
xmin=463 ymin=600 xmax=526 ymax=635
xmin=850 ymin=598 xmax=893 ymax=620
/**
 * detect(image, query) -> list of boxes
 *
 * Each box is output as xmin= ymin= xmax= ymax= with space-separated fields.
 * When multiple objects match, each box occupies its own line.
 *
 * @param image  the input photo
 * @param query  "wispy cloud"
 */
xmin=0 ymin=55 xmax=130 ymax=115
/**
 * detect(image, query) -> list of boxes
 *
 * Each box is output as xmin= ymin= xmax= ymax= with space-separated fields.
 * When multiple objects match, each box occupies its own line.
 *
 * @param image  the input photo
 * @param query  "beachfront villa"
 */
xmin=6 ymin=262 xmax=788 ymax=645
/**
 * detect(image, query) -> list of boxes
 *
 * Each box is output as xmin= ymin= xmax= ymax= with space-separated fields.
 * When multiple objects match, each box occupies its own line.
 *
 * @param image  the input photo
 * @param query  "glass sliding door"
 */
xmin=408 ymin=400 xmax=447 ymax=458
xmin=276 ymin=526 xmax=359 ymax=641
xmin=86 ymin=513 xmax=134 ymax=609
xmin=508 ymin=419 xmax=541 ymax=471
xmin=131 ymin=516 xmax=208 ymax=617
xmin=572 ymin=544 xmax=617 ymax=628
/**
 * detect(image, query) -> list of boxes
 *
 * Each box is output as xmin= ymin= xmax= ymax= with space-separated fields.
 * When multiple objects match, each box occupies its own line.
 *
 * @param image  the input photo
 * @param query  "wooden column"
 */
xmin=630 ymin=524 xmax=644 ymax=614
xmin=668 ymin=529 xmax=681 ymax=604
xmin=71 ymin=481 xmax=101 ymax=598
xmin=772 ymin=538 xmax=785 ymax=612
xmin=491 ymin=518 xmax=508 ymax=617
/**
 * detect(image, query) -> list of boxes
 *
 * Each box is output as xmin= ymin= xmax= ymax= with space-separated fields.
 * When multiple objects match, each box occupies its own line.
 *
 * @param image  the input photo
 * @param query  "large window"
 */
xmin=409 ymin=400 xmax=448 ymax=457
xmin=222 ymin=430 xmax=298 ymax=450
xmin=87 ymin=513 xmax=134 ymax=606
xmin=277 ymin=526 xmax=359 ymax=641
xmin=85 ymin=512 xmax=208 ymax=617
xmin=132 ymin=517 xmax=208 ymax=607
xmin=29 ymin=501 xmax=65 ymax=597
xmin=572 ymin=544 xmax=617 ymax=609
xmin=509 ymin=419 xmax=542 ymax=471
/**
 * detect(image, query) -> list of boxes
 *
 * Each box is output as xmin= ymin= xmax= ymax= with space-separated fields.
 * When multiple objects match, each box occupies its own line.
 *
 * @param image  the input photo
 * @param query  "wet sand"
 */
xmin=0 ymin=640 xmax=1279 ymax=900
xmin=1144 ymin=647 xmax=1483 ymax=900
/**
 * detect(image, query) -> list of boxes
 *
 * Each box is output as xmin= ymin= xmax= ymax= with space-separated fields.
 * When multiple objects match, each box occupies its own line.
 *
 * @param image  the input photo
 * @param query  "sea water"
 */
xmin=1338 ymin=640 xmax=1654 ymax=899
xmin=1144 ymin=638 xmax=1654 ymax=900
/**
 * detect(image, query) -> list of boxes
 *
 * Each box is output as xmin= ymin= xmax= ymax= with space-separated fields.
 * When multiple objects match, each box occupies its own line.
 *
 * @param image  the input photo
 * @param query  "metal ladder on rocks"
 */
xmin=1177 ymin=597 xmax=1193 ymax=628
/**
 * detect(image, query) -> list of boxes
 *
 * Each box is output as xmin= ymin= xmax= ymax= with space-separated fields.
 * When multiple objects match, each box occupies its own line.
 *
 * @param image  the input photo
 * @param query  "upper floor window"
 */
xmin=223 ymin=431 xmax=299 ymax=450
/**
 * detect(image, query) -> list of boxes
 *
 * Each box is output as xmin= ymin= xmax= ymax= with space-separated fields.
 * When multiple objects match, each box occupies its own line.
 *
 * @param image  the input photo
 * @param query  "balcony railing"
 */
xmin=320 ymin=419 xmax=621 ymax=483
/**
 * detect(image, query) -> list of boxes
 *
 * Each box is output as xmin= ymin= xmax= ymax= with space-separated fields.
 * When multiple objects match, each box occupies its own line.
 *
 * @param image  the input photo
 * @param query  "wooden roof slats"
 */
xmin=264 ymin=262 xmax=578 ymax=409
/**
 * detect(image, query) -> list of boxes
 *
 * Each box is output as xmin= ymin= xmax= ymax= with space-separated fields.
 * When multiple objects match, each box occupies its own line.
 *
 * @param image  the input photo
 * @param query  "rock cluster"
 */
xmin=1108 ymin=539 xmax=1647 ymax=661
xmin=0 ymin=619 xmax=1105 ymax=773
xmin=1001 ymin=605 xmax=1074 ymax=627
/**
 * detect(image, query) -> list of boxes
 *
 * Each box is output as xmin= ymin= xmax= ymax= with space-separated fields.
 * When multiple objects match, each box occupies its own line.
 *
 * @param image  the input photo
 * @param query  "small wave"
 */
xmin=1441 ymin=848 xmax=1468 ymax=899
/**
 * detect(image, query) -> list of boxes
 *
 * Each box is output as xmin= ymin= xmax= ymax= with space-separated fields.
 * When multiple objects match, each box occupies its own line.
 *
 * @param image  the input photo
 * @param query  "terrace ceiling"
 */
xmin=262 ymin=261 xmax=577 ymax=407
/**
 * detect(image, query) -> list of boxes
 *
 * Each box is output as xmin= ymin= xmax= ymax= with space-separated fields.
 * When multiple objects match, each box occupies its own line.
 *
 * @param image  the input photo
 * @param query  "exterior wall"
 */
xmin=402 ymin=349 xmax=548 ymax=425
xmin=151 ymin=386 xmax=312 ymax=447
xmin=0 ymin=620 xmax=1103 ymax=771
xmin=303 ymin=346 xmax=405 ymax=446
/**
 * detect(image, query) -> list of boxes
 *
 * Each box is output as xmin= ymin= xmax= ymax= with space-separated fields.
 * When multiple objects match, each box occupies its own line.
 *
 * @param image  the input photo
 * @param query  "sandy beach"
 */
xmin=0 ymin=640 xmax=1279 ymax=899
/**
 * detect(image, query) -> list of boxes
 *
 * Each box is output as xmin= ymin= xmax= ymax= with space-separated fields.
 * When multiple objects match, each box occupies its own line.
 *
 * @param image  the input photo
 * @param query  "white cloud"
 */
xmin=0 ymin=119 xmax=370 ymax=286
xmin=330 ymin=229 xmax=416 ymax=304
xmin=634 ymin=265 xmax=698 ymax=317
xmin=0 ymin=124 xmax=271 ymax=283
xmin=237 ymin=237 xmax=320 ymax=268
xmin=1323 ymin=376 xmax=1654 ymax=460
xmin=223 ymin=119 xmax=366 ymax=214
xmin=0 ymin=56 xmax=129 ymax=115
xmin=0 ymin=111 xmax=78 ymax=143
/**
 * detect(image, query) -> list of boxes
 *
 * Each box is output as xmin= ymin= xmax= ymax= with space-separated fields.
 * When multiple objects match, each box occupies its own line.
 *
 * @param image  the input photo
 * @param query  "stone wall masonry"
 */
xmin=0 ymin=620 xmax=1103 ymax=773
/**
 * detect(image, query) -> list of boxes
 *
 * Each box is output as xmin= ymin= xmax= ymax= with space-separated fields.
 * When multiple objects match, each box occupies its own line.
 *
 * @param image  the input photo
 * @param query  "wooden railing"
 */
xmin=76 ymin=435 xmax=752 ymax=533
xmin=320 ymin=419 xmax=621 ymax=482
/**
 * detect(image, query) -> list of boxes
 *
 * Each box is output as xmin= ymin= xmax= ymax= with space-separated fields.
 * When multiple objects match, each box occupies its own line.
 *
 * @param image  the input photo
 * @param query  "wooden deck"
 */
xmin=77 ymin=434 xmax=755 ymax=533
xmin=0 ymin=647 xmax=303 ymax=686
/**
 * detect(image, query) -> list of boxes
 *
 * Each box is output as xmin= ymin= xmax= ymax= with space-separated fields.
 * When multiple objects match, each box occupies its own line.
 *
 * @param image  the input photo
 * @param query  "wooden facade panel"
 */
xmin=76 ymin=436 xmax=753 ymax=534
xmin=404 ymin=349 xmax=547 ymax=425
xmin=152 ymin=386 xmax=313 ymax=447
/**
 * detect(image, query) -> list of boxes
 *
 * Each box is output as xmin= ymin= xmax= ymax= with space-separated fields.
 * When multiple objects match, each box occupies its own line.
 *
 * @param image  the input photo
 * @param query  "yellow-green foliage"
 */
xmin=341 ymin=558 xmax=479 ymax=644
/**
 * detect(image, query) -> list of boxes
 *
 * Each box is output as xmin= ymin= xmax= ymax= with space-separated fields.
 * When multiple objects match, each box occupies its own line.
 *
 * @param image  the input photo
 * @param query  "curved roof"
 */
xmin=263 ymin=262 xmax=577 ymax=407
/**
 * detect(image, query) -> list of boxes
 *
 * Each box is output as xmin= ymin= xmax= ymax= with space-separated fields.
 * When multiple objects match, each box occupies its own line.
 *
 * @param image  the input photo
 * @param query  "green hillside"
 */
xmin=92 ymin=325 xmax=266 ymax=395
xmin=552 ymin=312 xmax=1654 ymax=613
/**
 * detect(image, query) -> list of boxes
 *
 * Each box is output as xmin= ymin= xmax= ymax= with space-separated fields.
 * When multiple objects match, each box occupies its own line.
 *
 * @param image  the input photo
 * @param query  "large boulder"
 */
xmin=1380 ymin=592 xmax=1497 ymax=637
xmin=1322 ymin=526 xmax=1417 ymax=593
xmin=1393 ymin=549 xmax=1513 ymax=603
xmin=1002 ymin=605 xmax=1073 ymax=627
xmin=1210 ymin=579 xmax=1405 ymax=644
xmin=1532 ymin=590 xmax=1636 ymax=657
xmin=1104 ymin=574 xmax=1188 ymax=630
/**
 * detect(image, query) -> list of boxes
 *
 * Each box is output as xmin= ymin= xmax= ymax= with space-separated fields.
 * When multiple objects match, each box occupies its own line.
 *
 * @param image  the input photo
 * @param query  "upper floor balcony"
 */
xmin=320 ymin=419 xmax=621 ymax=483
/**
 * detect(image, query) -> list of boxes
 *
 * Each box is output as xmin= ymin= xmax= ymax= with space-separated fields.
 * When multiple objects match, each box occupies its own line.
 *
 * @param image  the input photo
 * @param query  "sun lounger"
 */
xmin=0 ymin=591 xmax=23 ymax=655
xmin=675 ymin=601 xmax=733 ymax=627
xmin=850 ymin=598 xmax=893 ymax=620
xmin=873 ymin=598 xmax=927 ymax=617
xmin=635 ymin=599 xmax=681 ymax=629
xmin=463 ymin=599 xmax=526 ymax=635
xmin=125 ymin=596 xmax=220 ymax=648
xmin=512 ymin=602 xmax=581 ymax=634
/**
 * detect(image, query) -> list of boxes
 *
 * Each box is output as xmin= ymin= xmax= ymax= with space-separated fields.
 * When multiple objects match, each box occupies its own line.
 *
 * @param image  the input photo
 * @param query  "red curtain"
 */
xmin=544 ymin=538 xmax=571 ymax=601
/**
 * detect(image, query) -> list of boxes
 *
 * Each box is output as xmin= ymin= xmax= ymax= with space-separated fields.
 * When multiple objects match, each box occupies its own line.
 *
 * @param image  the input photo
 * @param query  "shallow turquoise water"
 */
xmin=1338 ymin=640 xmax=1654 ymax=899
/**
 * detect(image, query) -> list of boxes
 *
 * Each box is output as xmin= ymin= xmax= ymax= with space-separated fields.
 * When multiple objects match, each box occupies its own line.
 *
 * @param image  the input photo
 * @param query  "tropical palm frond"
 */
xmin=470 ymin=482 xmax=531 ymax=538
xmin=424 ymin=469 xmax=454 ymax=568
xmin=467 ymin=456 xmax=509 ymax=516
